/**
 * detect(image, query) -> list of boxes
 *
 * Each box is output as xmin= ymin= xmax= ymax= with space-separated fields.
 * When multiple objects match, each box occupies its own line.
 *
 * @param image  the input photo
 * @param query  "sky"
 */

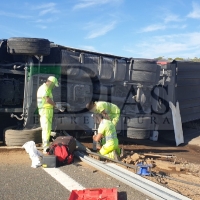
xmin=1 ymin=0 xmax=200 ymax=59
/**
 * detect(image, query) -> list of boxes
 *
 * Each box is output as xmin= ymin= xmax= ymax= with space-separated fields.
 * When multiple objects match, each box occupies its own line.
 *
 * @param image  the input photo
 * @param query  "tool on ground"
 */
xmin=93 ymin=131 xmax=97 ymax=151
xmin=136 ymin=163 xmax=152 ymax=176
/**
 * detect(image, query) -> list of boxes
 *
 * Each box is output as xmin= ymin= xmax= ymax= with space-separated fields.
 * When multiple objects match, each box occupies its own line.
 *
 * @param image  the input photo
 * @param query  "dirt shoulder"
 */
xmin=80 ymin=136 xmax=200 ymax=200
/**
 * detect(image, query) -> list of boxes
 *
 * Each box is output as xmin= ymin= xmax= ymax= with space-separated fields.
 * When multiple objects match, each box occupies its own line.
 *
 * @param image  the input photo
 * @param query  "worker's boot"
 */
xmin=113 ymin=150 xmax=120 ymax=161
xmin=120 ymin=148 xmax=125 ymax=158
xmin=116 ymin=147 xmax=124 ymax=158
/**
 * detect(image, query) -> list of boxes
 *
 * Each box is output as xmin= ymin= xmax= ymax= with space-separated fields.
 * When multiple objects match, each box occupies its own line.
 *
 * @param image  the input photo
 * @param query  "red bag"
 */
xmin=51 ymin=136 xmax=76 ymax=153
xmin=49 ymin=143 xmax=74 ymax=166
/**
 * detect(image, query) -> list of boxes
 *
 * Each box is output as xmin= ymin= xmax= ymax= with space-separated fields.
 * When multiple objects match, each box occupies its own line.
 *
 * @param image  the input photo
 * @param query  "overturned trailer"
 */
xmin=0 ymin=37 xmax=199 ymax=146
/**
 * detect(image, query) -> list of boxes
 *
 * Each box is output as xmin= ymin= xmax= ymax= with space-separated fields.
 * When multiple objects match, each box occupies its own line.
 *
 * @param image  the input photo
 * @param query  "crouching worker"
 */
xmin=93 ymin=113 xmax=120 ymax=161
xmin=86 ymin=101 xmax=120 ymax=127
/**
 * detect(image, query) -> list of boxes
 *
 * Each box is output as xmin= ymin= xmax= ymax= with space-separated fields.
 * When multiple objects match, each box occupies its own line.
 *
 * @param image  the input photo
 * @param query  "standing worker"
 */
xmin=93 ymin=114 xmax=120 ymax=160
xmin=86 ymin=101 xmax=120 ymax=126
xmin=37 ymin=76 xmax=65 ymax=154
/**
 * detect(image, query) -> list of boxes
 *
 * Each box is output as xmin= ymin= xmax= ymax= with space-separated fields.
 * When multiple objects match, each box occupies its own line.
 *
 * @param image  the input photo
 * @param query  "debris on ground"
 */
xmin=119 ymin=150 xmax=200 ymax=200
xmin=80 ymin=138 xmax=200 ymax=200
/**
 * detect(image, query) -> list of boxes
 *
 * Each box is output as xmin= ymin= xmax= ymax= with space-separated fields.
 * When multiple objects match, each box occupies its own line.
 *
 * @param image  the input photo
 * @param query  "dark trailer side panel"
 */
xmin=175 ymin=61 xmax=200 ymax=123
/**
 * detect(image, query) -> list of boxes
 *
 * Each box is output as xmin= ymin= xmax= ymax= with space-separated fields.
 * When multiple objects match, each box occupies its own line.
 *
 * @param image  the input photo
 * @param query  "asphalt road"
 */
xmin=0 ymin=149 xmax=152 ymax=200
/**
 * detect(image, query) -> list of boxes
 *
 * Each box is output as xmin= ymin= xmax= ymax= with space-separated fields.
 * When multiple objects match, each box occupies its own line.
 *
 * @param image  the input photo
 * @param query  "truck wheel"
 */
xmin=126 ymin=127 xmax=150 ymax=139
xmin=4 ymin=126 xmax=42 ymax=146
xmin=133 ymin=60 xmax=159 ymax=72
xmin=2 ymin=126 xmax=16 ymax=145
xmin=7 ymin=37 xmax=50 ymax=56
xmin=127 ymin=116 xmax=152 ymax=129
xmin=130 ymin=60 xmax=160 ymax=84
xmin=131 ymin=71 xmax=158 ymax=83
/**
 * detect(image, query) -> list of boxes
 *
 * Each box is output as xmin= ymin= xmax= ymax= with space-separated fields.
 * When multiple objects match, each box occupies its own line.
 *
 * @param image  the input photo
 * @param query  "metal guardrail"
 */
xmin=62 ymin=131 xmax=191 ymax=199
xmin=75 ymin=151 xmax=191 ymax=200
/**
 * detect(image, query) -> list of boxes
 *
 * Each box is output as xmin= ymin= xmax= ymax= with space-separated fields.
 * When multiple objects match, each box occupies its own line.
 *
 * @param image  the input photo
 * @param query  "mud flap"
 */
xmin=169 ymin=101 xmax=184 ymax=146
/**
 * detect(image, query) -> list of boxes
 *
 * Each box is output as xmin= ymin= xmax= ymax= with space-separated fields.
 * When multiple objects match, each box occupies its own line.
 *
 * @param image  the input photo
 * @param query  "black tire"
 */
xmin=133 ymin=60 xmax=158 ymax=72
xmin=131 ymin=60 xmax=161 ymax=84
xmin=127 ymin=116 xmax=152 ymax=129
xmin=131 ymin=71 xmax=157 ymax=83
xmin=127 ymin=127 xmax=150 ymax=139
xmin=4 ymin=126 xmax=42 ymax=146
xmin=2 ymin=126 xmax=16 ymax=145
xmin=7 ymin=37 xmax=50 ymax=56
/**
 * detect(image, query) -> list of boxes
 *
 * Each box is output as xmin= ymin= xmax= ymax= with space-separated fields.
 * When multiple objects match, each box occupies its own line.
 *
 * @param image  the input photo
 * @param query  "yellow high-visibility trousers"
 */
xmin=99 ymin=140 xmax=120 ymax=159
xmin=39 ymin=108 xmax=53 ymax=150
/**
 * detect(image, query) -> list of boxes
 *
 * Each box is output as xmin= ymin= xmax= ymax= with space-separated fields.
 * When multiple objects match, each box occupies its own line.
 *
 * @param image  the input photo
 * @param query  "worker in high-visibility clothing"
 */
xmin=37 ymin=76 xmax=65 ymax=153
xmin=93 ymin=113 xmax=120 ymax=160
xmin=86 ymin=101 xmax=120 ymax=127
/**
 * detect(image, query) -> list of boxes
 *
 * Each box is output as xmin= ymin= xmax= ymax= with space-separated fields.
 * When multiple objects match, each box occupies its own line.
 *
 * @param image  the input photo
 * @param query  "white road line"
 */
xmin=43 ymin=168 xmax=85 ymax=192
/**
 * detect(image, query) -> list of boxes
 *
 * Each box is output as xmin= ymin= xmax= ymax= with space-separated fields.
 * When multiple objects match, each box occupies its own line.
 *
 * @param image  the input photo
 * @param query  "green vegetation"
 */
xmin=155 ymin=57 xmax=200 ymax=62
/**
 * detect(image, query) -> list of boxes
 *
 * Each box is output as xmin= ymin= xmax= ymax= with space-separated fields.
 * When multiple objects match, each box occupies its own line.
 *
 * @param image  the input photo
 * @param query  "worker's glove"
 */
xmin=55 ymin=103 xmax=65 ymax=112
